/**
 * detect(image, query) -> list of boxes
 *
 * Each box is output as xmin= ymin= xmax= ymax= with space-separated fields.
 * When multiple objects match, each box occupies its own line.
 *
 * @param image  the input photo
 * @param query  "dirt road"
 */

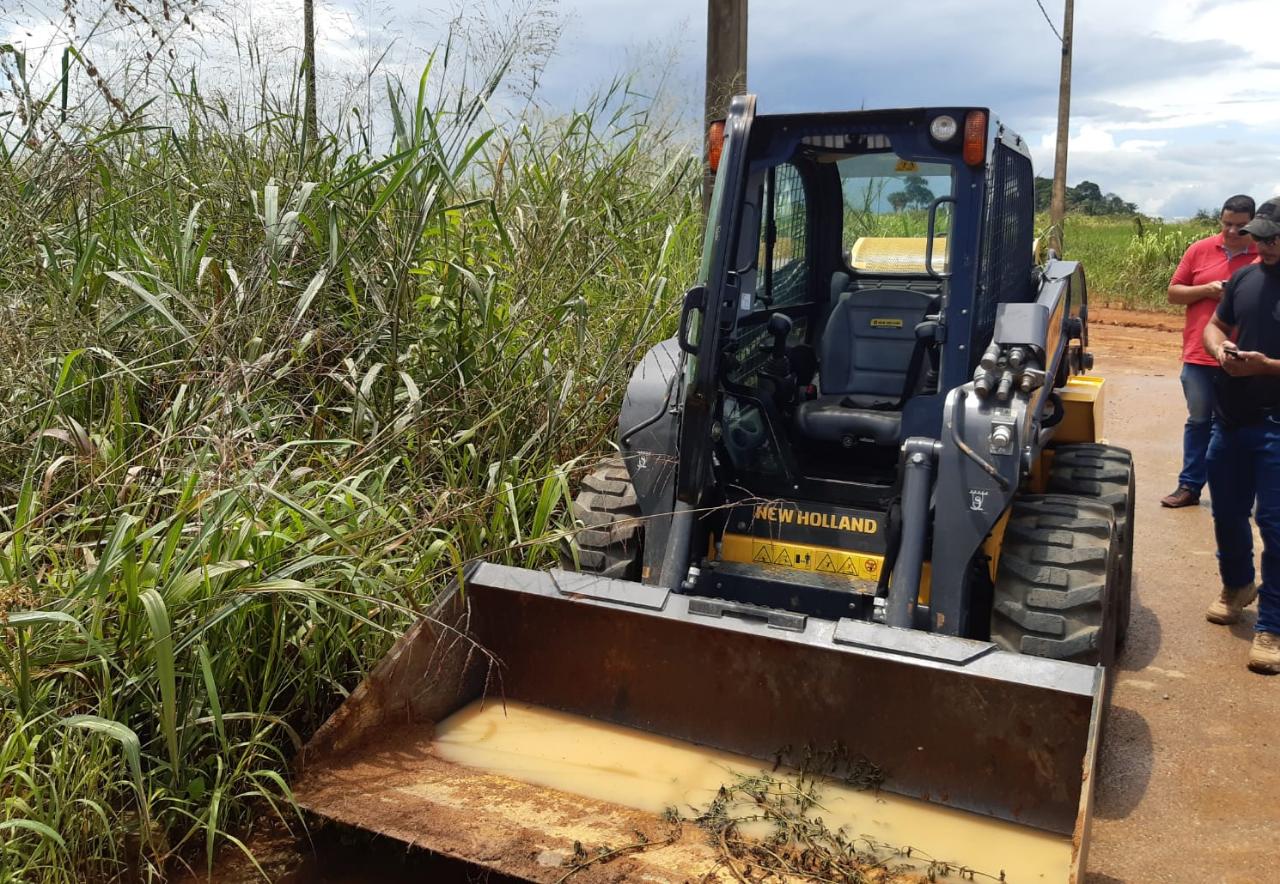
xmin=1085 ymin=311 xmax=1280 ymax=883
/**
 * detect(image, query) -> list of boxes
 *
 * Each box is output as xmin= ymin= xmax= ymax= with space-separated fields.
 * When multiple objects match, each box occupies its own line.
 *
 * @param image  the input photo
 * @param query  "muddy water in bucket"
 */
xmin=433 ymin=699 xmax=1073 ymax=882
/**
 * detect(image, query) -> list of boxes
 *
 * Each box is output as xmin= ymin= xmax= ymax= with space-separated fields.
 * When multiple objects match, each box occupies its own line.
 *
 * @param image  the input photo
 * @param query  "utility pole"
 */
xmin=704 ymin=0 xmax=747 ymax=210
xmin=302 ymin=0 xmax=318 ymax=145
xmin=1049 ymin=0 xmax=1074 ymax=255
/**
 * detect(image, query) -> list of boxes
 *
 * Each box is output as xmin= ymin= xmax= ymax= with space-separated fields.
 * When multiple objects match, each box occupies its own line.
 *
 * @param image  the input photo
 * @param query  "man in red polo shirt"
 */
xmin=1161 ymin=194 xmax=1258 ymax=508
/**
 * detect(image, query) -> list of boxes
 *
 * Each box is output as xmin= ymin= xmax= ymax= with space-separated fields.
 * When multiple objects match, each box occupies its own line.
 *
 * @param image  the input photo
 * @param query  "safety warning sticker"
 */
xmin=721 ymin=534 xmax=882 ymax=582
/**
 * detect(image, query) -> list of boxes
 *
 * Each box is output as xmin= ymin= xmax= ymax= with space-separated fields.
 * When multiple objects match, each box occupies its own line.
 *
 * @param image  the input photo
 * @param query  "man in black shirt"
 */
xmin=1203 ymin=196 xmax=1280 ymax=674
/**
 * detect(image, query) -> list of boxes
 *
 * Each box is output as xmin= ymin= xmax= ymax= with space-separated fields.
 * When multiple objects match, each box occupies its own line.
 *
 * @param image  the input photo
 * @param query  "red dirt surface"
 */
xmin=1084 ymin=315 xmax=1280 ymax=884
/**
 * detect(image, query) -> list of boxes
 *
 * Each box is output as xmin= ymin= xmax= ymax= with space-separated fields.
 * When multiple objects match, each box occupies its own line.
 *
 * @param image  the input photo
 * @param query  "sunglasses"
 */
xmin=1251 ymin=233 xmax=1279 ymax=246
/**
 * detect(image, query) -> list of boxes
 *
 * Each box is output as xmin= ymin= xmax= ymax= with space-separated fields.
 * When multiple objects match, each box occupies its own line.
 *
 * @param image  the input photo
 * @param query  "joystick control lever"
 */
xmin=761 ymin=313 xmax=796 ymax=406
xmin=768 ymin=313 xmax=792 ymax=359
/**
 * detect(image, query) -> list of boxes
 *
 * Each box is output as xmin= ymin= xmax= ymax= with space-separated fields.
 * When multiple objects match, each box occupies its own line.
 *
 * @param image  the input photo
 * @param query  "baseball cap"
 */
xmin=1241 ymin=197 xmax=1280 ymax=238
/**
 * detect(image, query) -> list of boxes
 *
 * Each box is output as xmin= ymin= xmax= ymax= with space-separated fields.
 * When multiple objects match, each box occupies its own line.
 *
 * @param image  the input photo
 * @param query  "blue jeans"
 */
xmin=1206 ymin=417 xmax=1280 ymax=634
xmin=1179 ymin=363 xmax=1217 ymax=492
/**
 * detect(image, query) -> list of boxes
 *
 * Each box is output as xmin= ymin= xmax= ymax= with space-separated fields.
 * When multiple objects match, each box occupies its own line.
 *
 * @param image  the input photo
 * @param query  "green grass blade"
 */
xmin=0 ymin=819 xmax=67 ymax=851
xmin=106 ymin=271 xmax=193 ymax=340
xmin=58 ymin=715 xmax=146 ymax=801
xmin=0 ymin=611 xmax=82 ymax=630
xmin=197 ymin=645 xmax=226 ymax=749
xmin=167 ymin=560 xmax=252 ymax=604
xmin=139 ymin=589 xmax=180 ymax=778
xmin=291 ymin=268 xmax=328 ymax=328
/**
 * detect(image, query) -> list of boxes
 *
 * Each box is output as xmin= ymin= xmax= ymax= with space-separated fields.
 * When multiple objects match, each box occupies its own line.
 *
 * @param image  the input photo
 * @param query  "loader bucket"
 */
xmin=295 ymin=563 xmax=1106 ymax=883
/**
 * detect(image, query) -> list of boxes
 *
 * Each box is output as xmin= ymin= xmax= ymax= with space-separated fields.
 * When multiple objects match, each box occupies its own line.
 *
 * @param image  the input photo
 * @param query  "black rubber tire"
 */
xmin=559 ymin=456 xmax=644 ymax=580
xmin=1046 ymin=444 xmax=1135 ymax=648
xmin=991 ymin=495 xmax=1118 ymax=665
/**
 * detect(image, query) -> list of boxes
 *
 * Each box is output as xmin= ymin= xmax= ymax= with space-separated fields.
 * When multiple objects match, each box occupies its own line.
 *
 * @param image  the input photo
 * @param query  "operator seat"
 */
xmin=794 ymin=286 xmax=939 ymax=447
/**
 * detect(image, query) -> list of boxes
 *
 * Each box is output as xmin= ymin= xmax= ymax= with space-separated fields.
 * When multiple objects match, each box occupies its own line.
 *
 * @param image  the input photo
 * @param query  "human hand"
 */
xmin=1205 ymin=280 xmax=1225 ymax=297
xmin=1222 ymin=348 xmax=1272 ymax=376
xmin=1218 ymin=340 xmax=1240 ymax=368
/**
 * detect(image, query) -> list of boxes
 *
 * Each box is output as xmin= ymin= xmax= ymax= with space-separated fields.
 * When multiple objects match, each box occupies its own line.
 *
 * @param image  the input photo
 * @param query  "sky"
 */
xmin=523 ymin=0 xmax=1280 ymax=219
xmin=6 ymin=0 xmax=1280 ymax=218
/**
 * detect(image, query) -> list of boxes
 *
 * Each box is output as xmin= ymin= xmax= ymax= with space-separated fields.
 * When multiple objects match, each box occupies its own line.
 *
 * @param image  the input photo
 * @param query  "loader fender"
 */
xmin=618 ymin=337 xmax=682 ymax=582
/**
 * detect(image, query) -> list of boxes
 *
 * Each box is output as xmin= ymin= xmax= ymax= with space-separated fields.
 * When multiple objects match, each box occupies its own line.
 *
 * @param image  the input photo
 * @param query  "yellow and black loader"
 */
xmin=295 ymin=96 xmax=1134 ymax=882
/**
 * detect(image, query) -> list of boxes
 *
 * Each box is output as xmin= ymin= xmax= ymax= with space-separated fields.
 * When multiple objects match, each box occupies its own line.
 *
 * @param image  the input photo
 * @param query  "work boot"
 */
xmin=1248 ymin=632 xmax=1280 ymax=675
xmin=1160 ymin=486 xmax=1200 ymax=508
xmin=1206 ymin=583 xmax=1258 ymax=625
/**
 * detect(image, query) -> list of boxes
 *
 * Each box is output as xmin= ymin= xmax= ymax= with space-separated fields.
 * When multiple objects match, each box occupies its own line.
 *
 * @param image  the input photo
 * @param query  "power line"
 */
xmin=1034 ymin=0 xmax=1064 ymax=43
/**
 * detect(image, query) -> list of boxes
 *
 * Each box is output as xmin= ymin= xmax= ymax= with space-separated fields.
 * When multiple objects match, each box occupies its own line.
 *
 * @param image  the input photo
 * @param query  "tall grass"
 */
xmin=1048 ymin=213 xmax=1216 ymax=311
xmin=0 ymin=40 xmax=701 ymax=881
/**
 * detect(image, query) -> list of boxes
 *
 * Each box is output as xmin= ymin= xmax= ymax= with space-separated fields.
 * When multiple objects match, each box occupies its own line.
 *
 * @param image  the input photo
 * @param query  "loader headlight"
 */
xmin=929 ymin=115 xmax=958 ymax=142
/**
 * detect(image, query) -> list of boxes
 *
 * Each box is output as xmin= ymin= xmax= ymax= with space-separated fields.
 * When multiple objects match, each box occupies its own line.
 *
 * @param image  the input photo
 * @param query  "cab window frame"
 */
xmin=838 ymin=153 xmax=958 ymax=278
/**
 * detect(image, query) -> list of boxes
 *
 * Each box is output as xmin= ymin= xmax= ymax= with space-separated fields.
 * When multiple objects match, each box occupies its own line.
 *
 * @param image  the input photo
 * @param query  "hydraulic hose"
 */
xmin=950 ymin=389 xmax=1011 ymax=492
xmin=660 ymin=500 xmax=696 ymax=591
xmin=887 ymin=440 xmax=939 ymax=629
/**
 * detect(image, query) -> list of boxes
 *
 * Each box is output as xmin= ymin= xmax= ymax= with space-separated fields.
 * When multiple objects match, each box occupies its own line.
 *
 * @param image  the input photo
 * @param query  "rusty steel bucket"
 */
xmin=294 ymin=562 xmax=1107 ymax=882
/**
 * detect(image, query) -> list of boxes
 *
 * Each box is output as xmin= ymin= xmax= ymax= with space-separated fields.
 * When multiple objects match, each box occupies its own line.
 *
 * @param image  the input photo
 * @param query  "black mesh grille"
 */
xmin=971 ymin=141 xmax=1034 ymax=365
xmin=758 ymin=163 xmax=809 ymax=307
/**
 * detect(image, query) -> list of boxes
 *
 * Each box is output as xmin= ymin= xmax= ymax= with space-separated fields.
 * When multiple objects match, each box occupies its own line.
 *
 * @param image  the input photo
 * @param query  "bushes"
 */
xmin=0 ymin=58 xmax=700 ymax=881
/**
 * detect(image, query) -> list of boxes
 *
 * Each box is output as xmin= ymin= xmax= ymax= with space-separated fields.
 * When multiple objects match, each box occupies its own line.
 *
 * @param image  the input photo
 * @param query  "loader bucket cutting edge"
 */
xmin=295 ymin=563 xmax=1105 ymax=883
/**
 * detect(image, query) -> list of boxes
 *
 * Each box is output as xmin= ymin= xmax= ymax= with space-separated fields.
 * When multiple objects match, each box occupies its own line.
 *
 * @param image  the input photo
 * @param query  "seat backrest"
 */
xmin=820 ymin=288 xmax=938 ymax=400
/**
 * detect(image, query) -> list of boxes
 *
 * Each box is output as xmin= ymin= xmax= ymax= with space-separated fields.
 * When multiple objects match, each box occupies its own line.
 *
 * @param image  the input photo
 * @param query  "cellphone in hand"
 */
xmin=1224 ymin=344 xmax=1243 ymax=360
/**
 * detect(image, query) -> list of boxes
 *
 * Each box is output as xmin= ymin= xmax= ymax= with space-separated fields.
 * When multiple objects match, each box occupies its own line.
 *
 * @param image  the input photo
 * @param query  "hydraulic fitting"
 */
xmin=979 ymin=342 xmax=1002 ymax=372
xmin=990 ymin=424 xmax=1013 ymax=449
xmin=995 ymin=370 xmax=1014 ymax=401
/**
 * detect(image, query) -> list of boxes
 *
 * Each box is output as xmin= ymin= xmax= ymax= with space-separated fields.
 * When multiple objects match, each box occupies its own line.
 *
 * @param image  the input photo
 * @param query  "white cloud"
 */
xmin=1118 ymin=139 xmax=1169 ymax=153
xmin=3 ymin=18 xmax=72 ymax=93
xmin=7 ymin=0 xmax=1280 ymax=215
xmin=526 ymin=0 xmax=1280 ymax=215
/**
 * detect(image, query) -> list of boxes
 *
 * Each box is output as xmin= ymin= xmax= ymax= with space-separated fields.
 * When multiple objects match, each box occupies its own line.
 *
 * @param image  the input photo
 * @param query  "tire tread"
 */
xmin=559 ymin=456 xmax=644 ymax=580
xmin=992 ymin=494 xmax=1116 ymax=663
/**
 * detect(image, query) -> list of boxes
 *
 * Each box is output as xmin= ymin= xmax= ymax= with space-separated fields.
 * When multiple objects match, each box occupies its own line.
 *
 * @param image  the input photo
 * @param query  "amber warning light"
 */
xmin=963 ymin=110 xmax=988 ymax=167
xmin=707 ymin=120 xmax=725 ymax=172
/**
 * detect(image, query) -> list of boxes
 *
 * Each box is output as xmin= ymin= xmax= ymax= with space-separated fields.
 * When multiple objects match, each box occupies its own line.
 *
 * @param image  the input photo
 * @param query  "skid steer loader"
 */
xmin=294 ymin=97 xmax=1134 ymax=882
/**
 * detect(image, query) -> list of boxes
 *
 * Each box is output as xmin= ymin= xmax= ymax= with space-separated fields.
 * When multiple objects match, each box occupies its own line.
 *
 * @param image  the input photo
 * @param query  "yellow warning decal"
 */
xmin=869 ymin=318 xmax=904 ymax=329
xmin=721 ymin=534 xmax=883 ymax=585
xmin=894 ymin=159 xmax=919 ymax=172
xmin=721 ymin=534 xmax=932 ymax=605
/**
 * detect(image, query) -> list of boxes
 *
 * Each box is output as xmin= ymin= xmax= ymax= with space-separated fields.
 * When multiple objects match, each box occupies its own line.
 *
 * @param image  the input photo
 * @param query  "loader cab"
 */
xmin=684 ymin=104 xmax=1036 ymax=508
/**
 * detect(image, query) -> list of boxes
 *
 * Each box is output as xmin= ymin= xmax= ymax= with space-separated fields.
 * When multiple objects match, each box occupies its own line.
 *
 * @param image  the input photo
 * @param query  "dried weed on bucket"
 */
xmin=558 ymin=746 xmax=1006 ymax=884
xmin=686 ymin=770 xmax=1004 ymax=883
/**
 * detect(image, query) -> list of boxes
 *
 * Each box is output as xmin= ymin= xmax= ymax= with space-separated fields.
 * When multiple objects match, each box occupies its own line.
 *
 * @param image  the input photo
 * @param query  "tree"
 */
xmin=1034 ymin=176 xmax=1053 ymax=212
xmin=1068 ymin=180 xmax=1104 ymax=214
xmin=1103 ymin=193 xmax=1137 ymax=215
xmin=1035 ymin=176 xmax=1137 ymax=216
xmin=887 ymin=191 xmax=910 ymax=213
xmin=902 ymin=175 xmax=935 ymax=210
